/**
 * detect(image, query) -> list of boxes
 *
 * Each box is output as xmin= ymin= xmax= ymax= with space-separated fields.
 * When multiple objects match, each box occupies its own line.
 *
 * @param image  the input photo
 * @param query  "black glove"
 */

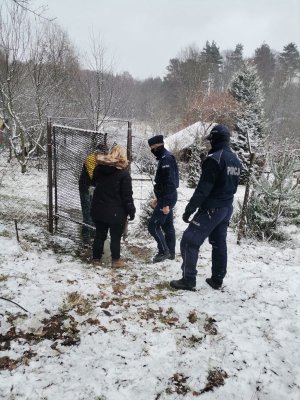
xmin=182 ymin=212 xmax=191 ymax=223
xmin=129 ymin=213 xmax=135 ymax=221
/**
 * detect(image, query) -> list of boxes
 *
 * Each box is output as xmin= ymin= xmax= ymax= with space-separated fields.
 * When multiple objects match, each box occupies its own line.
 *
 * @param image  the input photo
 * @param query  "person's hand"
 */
xmin=182 ymin=212 xmax=191 ymax=223
xmin=162 ymin=206 xmax=170 ymax=215
xmin=150 ymin=198 xmax=157 ymax=209
xmin=128 ymin=213 xmax=135 ymax=221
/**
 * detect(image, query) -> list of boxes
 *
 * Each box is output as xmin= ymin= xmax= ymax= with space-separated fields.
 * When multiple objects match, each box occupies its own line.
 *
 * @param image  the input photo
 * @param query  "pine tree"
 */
xmin=239 ymin=145 xmax=300 ymax=240
xmin=136 ymin=191 xmax=155 ymax=237
xmin=223 ymin=43 xmax=244 ymax=88
xmin=279 ymin=42 xmax=300 ymax=82
xmin=187 ymin=135 xmax=204 ymax=188
xmin=229 ymin=62 xmax=265 ymax=182
xmin=254 ymin=43 xmax=275 ymax=92
xmin=201 ymin=41 xmax=223 ymax=92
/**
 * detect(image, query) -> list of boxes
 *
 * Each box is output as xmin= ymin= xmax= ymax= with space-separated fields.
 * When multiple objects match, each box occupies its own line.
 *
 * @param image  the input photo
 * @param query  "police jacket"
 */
xmin=154 ymin=149 xmax=179 ymax=207
xmin=78 ymin=152 xmax=97 ymax=192
xmin=185 ymin=142 xmax=241 ymax=214
xmin=91 ymin=164 xmax=135 ymax=224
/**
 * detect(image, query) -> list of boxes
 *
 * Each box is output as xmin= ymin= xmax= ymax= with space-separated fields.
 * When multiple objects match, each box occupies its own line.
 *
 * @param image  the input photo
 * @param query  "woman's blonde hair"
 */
xmin=96 ymin=144 xmax=128 ymax=170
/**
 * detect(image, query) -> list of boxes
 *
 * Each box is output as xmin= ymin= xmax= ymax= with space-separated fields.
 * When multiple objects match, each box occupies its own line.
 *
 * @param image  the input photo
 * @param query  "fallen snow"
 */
xmin=0 ymin=169 xmax=300 ymax=400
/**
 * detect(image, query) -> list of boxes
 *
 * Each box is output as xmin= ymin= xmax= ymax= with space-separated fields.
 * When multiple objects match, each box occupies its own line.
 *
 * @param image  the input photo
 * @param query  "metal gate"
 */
xmin=47 ymin=118 xmax=132 ymax=243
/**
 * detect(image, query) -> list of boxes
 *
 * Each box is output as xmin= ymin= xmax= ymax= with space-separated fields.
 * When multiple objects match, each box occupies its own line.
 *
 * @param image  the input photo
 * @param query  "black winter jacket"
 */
xmin=91 ymin=164 xmax=135 ymax=224
xmin=154 ymin=149 xmax=179 ymax=207
xmin=185 ymin=142 xmax=241 ymax=214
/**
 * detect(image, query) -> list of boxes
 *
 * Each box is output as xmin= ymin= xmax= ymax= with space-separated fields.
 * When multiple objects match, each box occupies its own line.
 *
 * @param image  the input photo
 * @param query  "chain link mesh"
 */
xmin=51 ymin=120 xmax=131 ymax=244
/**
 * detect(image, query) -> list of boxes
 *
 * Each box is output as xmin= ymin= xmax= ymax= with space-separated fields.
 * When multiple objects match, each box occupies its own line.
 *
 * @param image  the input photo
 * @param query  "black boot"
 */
xmin=170 ymin=278 xmax=196 ymax=291
xmin=153 ymin=251 xmax=170 ymax=263
xmin=206 ymin=278 xmax=222 ymax=290
xmin=168 ymin=253 xmax=175 ymax=260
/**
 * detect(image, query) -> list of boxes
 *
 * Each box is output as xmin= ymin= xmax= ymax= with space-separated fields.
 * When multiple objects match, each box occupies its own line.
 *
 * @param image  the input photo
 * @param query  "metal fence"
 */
xmin=47 ymin=118 xmax=133 ymax=244
xmin=0 ymin=116 xmax=157 ymax=244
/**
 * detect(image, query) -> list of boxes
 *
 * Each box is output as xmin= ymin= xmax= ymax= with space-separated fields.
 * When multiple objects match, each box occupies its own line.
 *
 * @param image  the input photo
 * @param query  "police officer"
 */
xmin=148 ymin=135 xmax=179 ymax=263
xmin=170 ymin=124 xmax=241 ymax=291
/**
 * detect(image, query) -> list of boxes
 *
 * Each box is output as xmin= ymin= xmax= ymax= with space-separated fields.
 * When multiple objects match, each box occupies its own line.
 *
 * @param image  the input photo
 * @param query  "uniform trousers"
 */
xmin=180 ymin=206 xmax=233 ymax=283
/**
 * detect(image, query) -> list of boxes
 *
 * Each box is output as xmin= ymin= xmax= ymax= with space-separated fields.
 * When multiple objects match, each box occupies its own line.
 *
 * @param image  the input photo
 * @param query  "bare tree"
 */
xmin=10 ymin=0 xmax=52 ymax=20
xmin=26 ymin=22 xmax=79 ymax=149
xmin=185 ymin=91 xmax=240 ymax=131
xmin=0 ymin=3 xmax=78 ymax=171
xmin=0 ymin=4 xmax=31 ymax=171
xmin=76 ymin=33 xmax=117 ymax=131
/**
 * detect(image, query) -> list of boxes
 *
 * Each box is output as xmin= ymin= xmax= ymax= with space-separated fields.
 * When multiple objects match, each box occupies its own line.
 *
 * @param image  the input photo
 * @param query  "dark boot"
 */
xmin=206 ymin=278 xmax=222 ymax=290
xmin=152 ymin=251 xmax=170 ymax=263
xmin=168 ymin=253 xmax=175 ymax=260
xmin=170 ymin=278 xmax=196 ymax=291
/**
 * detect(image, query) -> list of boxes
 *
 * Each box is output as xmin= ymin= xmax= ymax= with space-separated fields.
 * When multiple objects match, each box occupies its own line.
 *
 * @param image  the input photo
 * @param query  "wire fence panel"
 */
xmin=0 ymin=117 xmax=156 ymax=243
xmin=51 ymin=121 xmax=131 ymax=244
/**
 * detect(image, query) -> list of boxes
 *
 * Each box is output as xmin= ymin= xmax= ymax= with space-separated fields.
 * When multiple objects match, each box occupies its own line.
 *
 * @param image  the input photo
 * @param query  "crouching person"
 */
xmin=91 ymin=145 xmax=135 ymax=267
xmin=170 ymin=125 xmax=241 ymax=291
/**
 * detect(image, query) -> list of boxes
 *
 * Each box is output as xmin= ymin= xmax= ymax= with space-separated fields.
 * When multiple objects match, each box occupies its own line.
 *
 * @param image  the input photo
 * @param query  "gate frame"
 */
xmin=47 ymin=117 xmax=133 ymax=234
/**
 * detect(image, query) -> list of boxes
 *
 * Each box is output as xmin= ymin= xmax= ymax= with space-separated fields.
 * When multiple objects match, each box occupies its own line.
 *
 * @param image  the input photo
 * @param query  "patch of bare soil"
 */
xmin=204 ymin=317 xmax=218 ymax=335
xmin=167 ymin=373 xmax=190 ymax=395
xmin=126 ymin=244 xmax=151 ymax=262
xmin=0 ymin=350 xmax=37 ymax=371
xmin=0 ymin=312 xmax=80 ymax=357
xmin=193 ymin=368 xmax=228 ymax=396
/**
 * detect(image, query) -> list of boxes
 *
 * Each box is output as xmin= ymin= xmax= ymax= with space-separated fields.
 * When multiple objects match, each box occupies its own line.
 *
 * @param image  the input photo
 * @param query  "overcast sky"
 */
xmin=36 ymin=0 xmax=300 ymax=79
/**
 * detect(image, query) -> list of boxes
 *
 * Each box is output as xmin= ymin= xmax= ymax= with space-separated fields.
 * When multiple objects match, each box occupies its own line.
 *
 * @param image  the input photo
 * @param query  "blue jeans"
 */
xmin=79 ymin=189 xmax=95 ymax=244
xmin=148 ymin=198 xmax=176 ymax=254
xmin=180 ymin=206 xmax=233 ymax=283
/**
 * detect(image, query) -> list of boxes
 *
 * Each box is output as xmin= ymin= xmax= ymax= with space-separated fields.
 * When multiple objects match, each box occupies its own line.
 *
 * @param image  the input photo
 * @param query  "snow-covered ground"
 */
xmin=0 ymin=166 xmax=300 ymax=400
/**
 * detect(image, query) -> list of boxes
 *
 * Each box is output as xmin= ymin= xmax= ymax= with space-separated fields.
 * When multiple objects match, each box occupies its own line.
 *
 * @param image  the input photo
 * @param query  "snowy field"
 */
xmin=0 ymin=165 xmax=300 ymax=400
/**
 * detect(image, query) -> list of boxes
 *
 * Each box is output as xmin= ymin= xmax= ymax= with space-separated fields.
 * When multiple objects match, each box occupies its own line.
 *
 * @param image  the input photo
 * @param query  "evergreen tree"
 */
xmin=278 ymin=42 xmax=300 ymax=82
xmin=163 ymin=46 xmax=207 ymax=123
xmin=201 ymin=41 xmax=223 ymax=92
xmin=136 ymin=191 xmax=154 ymax=237
xmin=239 ymin=145 xmax=300 ymax=240
xmin=229 ymin=62 xmax=265 ymax=181
xmin=254 ymin=43 xmax=275 ymax=92
xmin=187 ymin=135 xmax=204 ymax=188
xmin=223 ymin=44 xmax=244 ymax=88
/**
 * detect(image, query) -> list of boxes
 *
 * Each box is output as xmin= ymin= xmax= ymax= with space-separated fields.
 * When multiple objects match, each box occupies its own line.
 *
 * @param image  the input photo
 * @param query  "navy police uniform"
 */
xmin=171 ymin=124 xmax=241 ymax=290
xmin=148 ymin=136 xmax=179 ymax=259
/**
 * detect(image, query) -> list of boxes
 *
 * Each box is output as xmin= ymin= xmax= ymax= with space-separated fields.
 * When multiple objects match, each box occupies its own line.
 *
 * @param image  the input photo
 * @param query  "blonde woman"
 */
xmin=91 ymin=145 xmax=135 ymax=267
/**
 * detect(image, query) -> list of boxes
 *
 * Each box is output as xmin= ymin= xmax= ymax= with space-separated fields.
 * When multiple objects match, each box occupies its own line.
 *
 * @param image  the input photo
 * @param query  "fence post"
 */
xmin=53 ymin=125 xmax=58 ymax=232
xmin=127 ymin=121 xmax=132 ymax=170
xmin=47 ymin=118 xmax=54 ymax=233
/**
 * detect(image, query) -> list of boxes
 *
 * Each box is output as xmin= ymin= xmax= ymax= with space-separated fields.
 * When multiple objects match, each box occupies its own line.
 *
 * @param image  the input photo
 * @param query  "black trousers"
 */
xmin=93 ymin=221 xmax=124 ymax=260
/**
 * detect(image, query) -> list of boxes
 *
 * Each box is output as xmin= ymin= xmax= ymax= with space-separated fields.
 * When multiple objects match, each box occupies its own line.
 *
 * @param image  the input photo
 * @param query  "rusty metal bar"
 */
xmin=127 ymin=121 xmax=132 ymax=161
xmin=53 ymin=125 xmax=58 ymax=232
xmin=47 ymin=118 xmax=53 ymax=233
